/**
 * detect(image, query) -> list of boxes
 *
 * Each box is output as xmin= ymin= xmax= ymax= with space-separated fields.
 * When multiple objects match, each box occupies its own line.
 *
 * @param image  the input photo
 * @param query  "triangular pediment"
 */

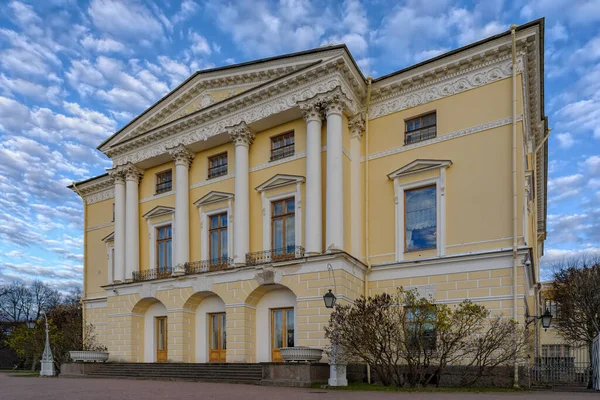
xmin=143 ymin=205 xmax=175 ymax=219
xmin=194 ymin=191 xmax=234 ymax=207
xmin=99 ymin=46 xmax=355 ymax=153
xmin=256 ymin=174 xmax=305 ymax=192
xmin=387 ymin=159 xmax=452 ymax=179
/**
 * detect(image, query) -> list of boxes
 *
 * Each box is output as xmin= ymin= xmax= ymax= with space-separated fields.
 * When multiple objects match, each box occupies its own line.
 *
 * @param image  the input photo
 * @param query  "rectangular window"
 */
xmin=545 ymin=299 xmax=559 ymax=320
xmin=156 ymin=225 xmax=172 ymax=271
xmin=208 ymin=152 xmax=228 ymax=179
xmin=405 ymin=112 xmax=437 ymax=145
xmin=271 ymin=198 xmax=295 ymax=257
xmin=270 ymin=131 xmax=295 ymax=161
xmin=405 ymin=185 xmax=436 ymax=251
xmin=209 ymin=213 xmax=228 ymax=265
xmin=405 ymin=307 xmax=437 ymax=351
xmin=155 ymin=169 xmax=172 ymax=194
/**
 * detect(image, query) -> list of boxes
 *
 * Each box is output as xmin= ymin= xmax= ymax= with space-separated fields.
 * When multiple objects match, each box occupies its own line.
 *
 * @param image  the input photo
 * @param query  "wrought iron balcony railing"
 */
xmin=246 ymin=246 xmax=305 ymax=266
xmin=132 ymin=267 xmax=172 ymax=282
xmin=185 ymin=257 xmax=234 ymax=274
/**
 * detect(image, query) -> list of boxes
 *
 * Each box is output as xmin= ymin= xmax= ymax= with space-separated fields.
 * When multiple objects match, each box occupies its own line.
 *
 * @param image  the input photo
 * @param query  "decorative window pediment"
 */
xmin=387 ymin=159 xmax=452 ymax=179
xmin=194 ymin=191 xmax=234 ymax=207
xmin=255 ymin=174 xmax=305 ymax=192
xmin=143 ymin=206 xmax=175 ymax=220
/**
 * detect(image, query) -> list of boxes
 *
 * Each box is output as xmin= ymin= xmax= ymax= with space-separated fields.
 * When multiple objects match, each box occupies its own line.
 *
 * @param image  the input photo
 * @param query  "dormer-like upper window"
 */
xmin=270 ymin=131 xmax=295 ymax=161
xmin=405 ymin=112 xmax=436 ymax=145
xmin=156 ymin=169 xmax=172 ymax=194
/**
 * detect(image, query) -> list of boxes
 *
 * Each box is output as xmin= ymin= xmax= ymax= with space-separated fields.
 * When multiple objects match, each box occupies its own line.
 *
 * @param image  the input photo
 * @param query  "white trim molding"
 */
xmin=257 ymin=176 xmax=304 ymax=252
xmin=195 ymin=192 xmax=234 ymax=263
xmin=144 ymin=207 xmax=175 ymax=271
xmin=392 ymin=160 xmax=451 ymax=261
xmin=364 ymin=115 xmax=523 ymax=163
xmin=86 ymin=221 xmax=114 ymax=232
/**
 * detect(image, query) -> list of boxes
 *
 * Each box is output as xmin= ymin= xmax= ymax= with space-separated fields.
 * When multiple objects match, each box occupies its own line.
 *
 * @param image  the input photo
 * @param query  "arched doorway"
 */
xmin=140 ymin=299 xmax=167 ymax=362
xmin=195 ymin=294 xmax=226 ymax=362
xmin=253 ymin=285 xmax=297 ymax=362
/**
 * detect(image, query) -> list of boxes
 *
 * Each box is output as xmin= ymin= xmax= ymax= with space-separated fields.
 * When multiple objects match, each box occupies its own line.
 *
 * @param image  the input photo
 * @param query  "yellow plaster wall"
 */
xmin=366 ymin=76 xmax=526 ymax=261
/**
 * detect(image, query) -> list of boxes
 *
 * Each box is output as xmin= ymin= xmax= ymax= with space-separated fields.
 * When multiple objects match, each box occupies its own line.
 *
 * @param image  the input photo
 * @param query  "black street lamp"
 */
xmin=323 ymin=289 xmax=337 ymax=309
xmin=526 ymin=307 xmax=553 ymax=331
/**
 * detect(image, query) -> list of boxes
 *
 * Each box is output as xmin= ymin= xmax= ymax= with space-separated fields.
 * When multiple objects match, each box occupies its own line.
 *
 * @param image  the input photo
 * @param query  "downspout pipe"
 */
xmin=71 ymin=182 xmax=87 ymax=340
xmin=510 ymin=24 xmax=519 ymax=388
xmin=364 ymin=75 xmax=373 ymax=383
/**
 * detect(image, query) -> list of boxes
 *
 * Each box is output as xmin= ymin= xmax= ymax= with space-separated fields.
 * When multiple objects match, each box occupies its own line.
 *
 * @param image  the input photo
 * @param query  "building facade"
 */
xmin=70 ymin=20 xmax=548 ymax=364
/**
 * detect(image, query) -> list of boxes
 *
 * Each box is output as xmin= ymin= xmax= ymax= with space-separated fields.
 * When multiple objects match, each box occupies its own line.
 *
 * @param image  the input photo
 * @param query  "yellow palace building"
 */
xmin=70 ymin=20 xmax=548 ymax=365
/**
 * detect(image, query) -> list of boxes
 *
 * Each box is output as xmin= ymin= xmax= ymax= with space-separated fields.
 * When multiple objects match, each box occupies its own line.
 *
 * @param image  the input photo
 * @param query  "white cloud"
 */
xmin=556 ymin=132 xmax=575 ymax=149
xmin=555 ymin=100 xmax=600 ymax=139
xmin=189 ymin=31 xmax=212 ymax=55
xmin=548 ymin=174 xmax=585 ymax=201
xmin=584 ymin=155 xmax=600 ymax=175
xmin=0 ymin=74 xmax=62 ymax=104
xmin=80 ymin=35 xmax=127 ymax=53
xmin=173 ymin=0 xmax=200 ymax=24
xmin=87 ymin=0 xmax=165 ymax=40
xmin=548 ymin=22 xmax=569 ymax=43
xmin=157 ymin=56 xmax=192 ymax=86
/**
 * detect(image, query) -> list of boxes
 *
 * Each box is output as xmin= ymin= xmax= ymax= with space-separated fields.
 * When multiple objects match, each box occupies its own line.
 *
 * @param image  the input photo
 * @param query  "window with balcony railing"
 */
xmin=208 ymin=152 xmax=228 ymax=179
xmin=155 ymin=169 xmax=172 ymax=193
xmin=405 ymin=112 xmax=436 ymax=145
xmin=270 ymin=131 xmax=294 ymax=161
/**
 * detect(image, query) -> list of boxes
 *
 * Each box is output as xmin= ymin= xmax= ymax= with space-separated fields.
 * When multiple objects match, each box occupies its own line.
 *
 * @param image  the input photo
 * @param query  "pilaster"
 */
xmin=107 ymin=168 xmax=125 ymax=283
xmin=348 ymin=113 xmax=364 ymax=259
xmin=225 ymin=305 xmax=256 ymax=363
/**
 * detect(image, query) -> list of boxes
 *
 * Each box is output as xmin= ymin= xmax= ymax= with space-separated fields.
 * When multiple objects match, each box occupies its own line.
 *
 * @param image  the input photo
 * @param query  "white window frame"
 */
xmin=393 ymin=170 xmax=446 ymax=261
xmin=148 ymin=218 xmax=175 ymax=270
xmin=199 ymin=203 xmax=233 ymax=263
xmin=261 ymin=183 xmax=303 ymax=253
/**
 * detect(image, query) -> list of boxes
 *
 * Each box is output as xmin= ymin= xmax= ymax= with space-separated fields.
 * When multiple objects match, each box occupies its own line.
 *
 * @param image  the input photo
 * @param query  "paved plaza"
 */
xmin=1 ymin=373 xmax=598 ymax=400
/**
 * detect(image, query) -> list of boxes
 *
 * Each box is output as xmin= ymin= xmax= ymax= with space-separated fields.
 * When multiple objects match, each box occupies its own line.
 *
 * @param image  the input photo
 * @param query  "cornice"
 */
xmin=370 ymin=55 xmax=524 ymax=120
xmin=85 ymin=189 xmax=115 ymax=205
xmin=111 ymin=70 xmax=358 ymax=166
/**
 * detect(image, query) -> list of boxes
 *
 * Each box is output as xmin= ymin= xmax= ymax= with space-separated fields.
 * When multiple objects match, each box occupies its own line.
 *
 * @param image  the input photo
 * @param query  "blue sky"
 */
xmin=0 ymin=0 xmax=599 ymax=291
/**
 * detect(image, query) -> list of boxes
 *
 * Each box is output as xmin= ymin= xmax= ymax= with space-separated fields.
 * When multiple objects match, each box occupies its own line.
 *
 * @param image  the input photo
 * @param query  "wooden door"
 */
xmin=209 ymin=313 xmax=226 ymax=362
xmin=156 ymin=316 xmax=167 ymax=362
xmin=271 ymin=308 xmax=294 ymax=362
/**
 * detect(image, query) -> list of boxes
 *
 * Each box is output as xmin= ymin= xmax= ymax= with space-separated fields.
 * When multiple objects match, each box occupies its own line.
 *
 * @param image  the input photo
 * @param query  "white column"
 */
xmin=229 ymin=122 xmax=254 ymax=265
xmin=348 ymin=114 xmax=364 ymax=258
xmin=109 ymin=170 xmax=126 ymax=283
xmin=300 ymin=102 xmax=323 ymax=254
xmin=168 ymin=144 xmax=194 ymax=269
xmin=325 ymin=97 xmax=344 ymax=251
xmin=124 ymin=163 xmax=142 ymax=281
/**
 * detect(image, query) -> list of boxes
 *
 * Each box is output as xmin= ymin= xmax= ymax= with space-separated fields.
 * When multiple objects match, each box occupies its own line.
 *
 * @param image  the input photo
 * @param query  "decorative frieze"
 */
xmin=370 ymin=57 xmax=523 ymax=120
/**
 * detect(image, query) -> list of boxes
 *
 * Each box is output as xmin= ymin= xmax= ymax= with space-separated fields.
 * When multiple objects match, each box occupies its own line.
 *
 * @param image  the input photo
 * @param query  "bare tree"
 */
xmin=0 ymin=281 xmax=33 ymax=322
xmin=30 ymin=280 xmax=61 ymax=321
xmin=550 ymin=255 xmax=600 ymax=388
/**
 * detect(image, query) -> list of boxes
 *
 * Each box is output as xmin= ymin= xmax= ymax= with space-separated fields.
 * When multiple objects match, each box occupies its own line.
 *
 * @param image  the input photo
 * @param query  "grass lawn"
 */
xmin=312 ymin=382 xmax=522 ymax=392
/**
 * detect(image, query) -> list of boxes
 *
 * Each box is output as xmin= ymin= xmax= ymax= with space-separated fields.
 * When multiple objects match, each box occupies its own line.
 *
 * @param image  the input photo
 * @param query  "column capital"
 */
xmin=348 ymin=113 xmax=365 ymax=141
xmin=107 ymin=166 xmax=126 ymax=184
xmin=123 ymin=162 xmax=143 ymax=183
xmin=228 ymin=121 xmax=255 ymax=147
xmin=321 ymin=87 xmax=351 ymax=117
xmin=298 ymin=101 xmax=323 ymax=123
xmin=168 ymin=143 xmax=195 ymax=168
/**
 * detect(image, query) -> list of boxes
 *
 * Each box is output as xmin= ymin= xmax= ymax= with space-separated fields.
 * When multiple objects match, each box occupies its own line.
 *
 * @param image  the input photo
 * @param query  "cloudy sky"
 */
xmin=0 ymin=0 xmax=599 ymax=291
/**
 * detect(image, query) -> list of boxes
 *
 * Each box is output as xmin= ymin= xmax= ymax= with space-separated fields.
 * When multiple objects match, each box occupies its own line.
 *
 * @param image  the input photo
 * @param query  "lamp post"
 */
xmin=526 ymin=307 xmax=553 ymax=331
xmin=27 ymin=311 xmax=55 ymax=376
xmin=323 ymin=263 xmax=347 ymax=387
